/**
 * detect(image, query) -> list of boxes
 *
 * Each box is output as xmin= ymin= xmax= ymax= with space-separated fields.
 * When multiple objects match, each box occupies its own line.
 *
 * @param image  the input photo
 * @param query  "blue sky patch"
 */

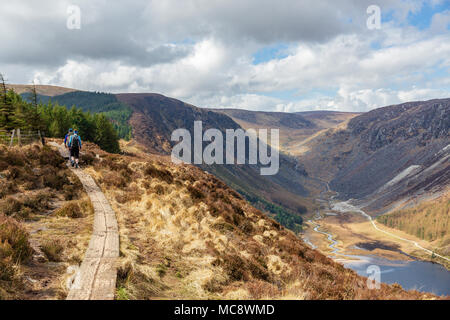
xmin=252 ymin=43 xmax=290 ymax=65
xmin=407 ymin=1 xmax=450 ymax=29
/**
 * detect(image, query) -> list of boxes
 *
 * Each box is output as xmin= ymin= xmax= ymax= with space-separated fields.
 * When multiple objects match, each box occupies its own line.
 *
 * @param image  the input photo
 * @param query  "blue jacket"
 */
xmin=68 ymin=134 xmax=82 ymax=149
xmin=64 ymin=133 xmax=72 ymax=146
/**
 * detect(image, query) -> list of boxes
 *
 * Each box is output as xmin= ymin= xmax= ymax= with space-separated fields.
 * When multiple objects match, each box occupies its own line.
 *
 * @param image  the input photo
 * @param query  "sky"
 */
xmin=1 ymin=0 xmax=449 ymax=112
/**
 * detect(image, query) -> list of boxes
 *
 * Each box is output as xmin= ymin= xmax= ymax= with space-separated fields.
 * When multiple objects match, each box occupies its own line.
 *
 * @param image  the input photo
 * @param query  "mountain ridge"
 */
xmin=116 ymin=93 xmax=312 ymax=228
xmin=11 ymin=84 xmax=450 ymax=232
xmin=297 ymin=98 xmax=449 ymax=214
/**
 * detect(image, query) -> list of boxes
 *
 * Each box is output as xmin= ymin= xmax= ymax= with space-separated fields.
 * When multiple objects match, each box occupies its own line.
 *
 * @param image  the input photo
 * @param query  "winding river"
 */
xmin=304 ymin=183 xmax=450 ymax=296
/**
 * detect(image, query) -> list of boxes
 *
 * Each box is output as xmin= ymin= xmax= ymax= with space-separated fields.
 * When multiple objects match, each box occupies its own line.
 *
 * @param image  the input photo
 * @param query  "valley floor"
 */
xmin=302 ymin=196 xmax=450 ymax=284
xmin=303 ymin=211 xmax=450 ymax=296
xmin=302 ymin=178 xmax=450 ymax=265
xmin=304 ymin=212 xmax=449 ymax=268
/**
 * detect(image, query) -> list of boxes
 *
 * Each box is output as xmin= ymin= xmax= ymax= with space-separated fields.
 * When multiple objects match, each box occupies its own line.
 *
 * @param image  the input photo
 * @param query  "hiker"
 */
xmin=68 ymin=130 xmax=82 ymax=168
xmin=64 ymin=128 xmax=73 ymax=148
xmin=64 ymin=128 xmax=74 ymax=165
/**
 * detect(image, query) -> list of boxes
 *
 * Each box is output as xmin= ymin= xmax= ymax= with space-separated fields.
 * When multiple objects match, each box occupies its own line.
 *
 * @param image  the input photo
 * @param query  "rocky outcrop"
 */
xmin=348 ymin=99 xmax=449 ymax=151
xmin=301 ymin=99 xmax=449 ymax=208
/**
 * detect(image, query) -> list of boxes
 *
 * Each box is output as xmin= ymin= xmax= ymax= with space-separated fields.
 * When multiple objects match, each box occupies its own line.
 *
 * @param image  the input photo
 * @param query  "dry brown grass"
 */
xmin=0 ymin=214 xmax=33 ymax=298
xmin=40 ymin=240 xmax=64 ymax=262
xmin=79 ymin=141 xmax=436 ymax=300
xmin=55 ymin=198 xmax=93 ymax=219
xmin=0 ymin=214 xmax=33 ymax=264
xmin=0 ymin=143 xmax=93 ymax=299
xmin=0 ymin=191 xmax=52 ymax=220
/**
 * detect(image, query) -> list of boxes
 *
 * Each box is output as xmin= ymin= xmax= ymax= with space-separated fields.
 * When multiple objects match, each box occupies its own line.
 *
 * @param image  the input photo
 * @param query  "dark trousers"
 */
xmin=70 ymin=147 xmax=80 ymax=159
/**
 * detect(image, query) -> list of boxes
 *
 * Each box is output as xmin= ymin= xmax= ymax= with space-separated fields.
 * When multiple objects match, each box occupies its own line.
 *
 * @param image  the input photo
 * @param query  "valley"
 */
xmin=220 ymin=98 xmax=450 ymax=293
xmin=2 ymin=83 xmax=449 ymax=299
xmin=295 ymin=99 xmax=450 ymax=294
xmin=3 ymin=0 xmax=450 ymax=305
xmin=215 ymin=108 xmax=360 ymax=156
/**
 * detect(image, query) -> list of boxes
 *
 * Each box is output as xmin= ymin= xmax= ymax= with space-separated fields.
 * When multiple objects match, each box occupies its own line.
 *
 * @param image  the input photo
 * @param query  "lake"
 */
xmin=343 ymin=255 xmax=450 ymax=296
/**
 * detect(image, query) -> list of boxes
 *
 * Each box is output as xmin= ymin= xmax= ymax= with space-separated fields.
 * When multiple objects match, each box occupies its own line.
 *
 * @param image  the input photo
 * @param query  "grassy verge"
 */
xmin=0 ymin=143 xmax=94 ymax=299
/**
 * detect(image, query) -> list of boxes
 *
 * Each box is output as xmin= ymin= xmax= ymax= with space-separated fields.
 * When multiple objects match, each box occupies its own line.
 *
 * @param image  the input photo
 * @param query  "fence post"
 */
xmin=17 ymin=128 xmax=21 ymax=146
xmin=9 ymin=129 xmax=15 ymax=147
xmin=38 ymin=130 xmax=44 ymax=146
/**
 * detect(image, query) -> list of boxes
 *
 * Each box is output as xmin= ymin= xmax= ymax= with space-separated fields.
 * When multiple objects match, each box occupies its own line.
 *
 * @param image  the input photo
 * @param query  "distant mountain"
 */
xmin=215 ymin=108 xmax=359 ymax=155
xmin=297 ymin=110 xmax=361 ymax=129
xmin=10 ymin=84 xmax=449 ymax=231
xmin=117 ymin=94 xmax=240 ymax=154
xmin=7 ymin=84 xmax=77 ymax=96
xmin=214 ymin=108 xmax=315 ymax=129
xmin=299 ymin=98 xmax=450 ymax=214
xmin=117 ymin=93 xmax=311 ymax=229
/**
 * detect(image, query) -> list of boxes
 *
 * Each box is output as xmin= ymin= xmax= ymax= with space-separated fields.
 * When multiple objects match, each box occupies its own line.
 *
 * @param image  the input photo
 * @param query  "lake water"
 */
xmin=343 ymin=255 xmax=450 ymax=296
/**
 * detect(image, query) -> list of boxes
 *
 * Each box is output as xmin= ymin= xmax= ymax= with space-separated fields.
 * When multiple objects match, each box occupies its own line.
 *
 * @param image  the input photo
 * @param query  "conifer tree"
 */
xmin=0 ymin=73 xmax=17 ymax=130
xmin=30 ymin=82 xmax=38 ymax=109
xmin=26 ymin=83 xmax=42 ymax=130
xmin=0 ymin=74 xmax=121 ymax=152
xmin=94 ymin=113 xmax=120 ymax=153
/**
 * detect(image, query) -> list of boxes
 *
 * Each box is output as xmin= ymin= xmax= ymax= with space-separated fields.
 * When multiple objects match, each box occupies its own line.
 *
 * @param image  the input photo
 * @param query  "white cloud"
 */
xmin=430 ymin=9 xmax=450 ymax=33
xmin=1 ymin=0 xmax=449 ymax=112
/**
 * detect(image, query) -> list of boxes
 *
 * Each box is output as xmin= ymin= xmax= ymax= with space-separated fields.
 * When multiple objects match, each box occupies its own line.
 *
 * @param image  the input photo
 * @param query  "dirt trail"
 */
xmin=50 ymin=142 xmax=119 ymax=300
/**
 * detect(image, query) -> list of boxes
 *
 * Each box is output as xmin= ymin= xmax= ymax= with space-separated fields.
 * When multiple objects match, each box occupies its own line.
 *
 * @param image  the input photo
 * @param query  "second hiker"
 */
xmin=64 ymin=128 xmax=73 ymax=164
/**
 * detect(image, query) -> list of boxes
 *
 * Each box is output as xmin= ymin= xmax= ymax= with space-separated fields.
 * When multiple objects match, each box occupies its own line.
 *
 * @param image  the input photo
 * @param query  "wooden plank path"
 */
xmin=50 ymin=142 xmax=119 ymax=300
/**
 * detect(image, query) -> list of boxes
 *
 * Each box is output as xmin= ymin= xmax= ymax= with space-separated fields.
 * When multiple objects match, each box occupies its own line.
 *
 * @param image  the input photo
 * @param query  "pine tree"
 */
xmin=0 ymin=78 xmax=121 ymax=151
xmin=30 ymin=82 xmax=38 ymax=109
xmin=0 ymin=74 xmax=17 ymax=130
xmin=94 ymin=114 xmax=120 ymax=153
xmin=0 ymin=73 xmax=6 ymax=105
xmin=21 ymin=83 xmax=42 ymax=131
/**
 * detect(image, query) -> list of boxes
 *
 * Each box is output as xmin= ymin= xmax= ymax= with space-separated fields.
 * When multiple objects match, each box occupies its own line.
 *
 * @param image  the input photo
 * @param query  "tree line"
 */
xmin=239 ymin=189 xmax=304 ymax=232
xmin=29 ymin=90 xmax=133 ymax=141
xmin=0 ymin=74 xmax=120 ymax=153
xmin=376 ymin=196 xmax=449 ymax=242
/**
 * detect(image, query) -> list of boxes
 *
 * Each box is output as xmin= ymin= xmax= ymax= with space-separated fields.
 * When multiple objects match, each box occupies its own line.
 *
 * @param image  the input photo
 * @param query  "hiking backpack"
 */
xmin=71 ymin=135 xmax=80 ymax=149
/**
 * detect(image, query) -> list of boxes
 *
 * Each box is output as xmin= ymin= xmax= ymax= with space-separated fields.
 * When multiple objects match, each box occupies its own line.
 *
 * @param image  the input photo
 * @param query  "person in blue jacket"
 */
xmin=64 ymin=128 xmax=73 ymax=148
xmin=68 ymin=130 xmax=82 ymax=168
xmin=64 ymin=128 xmax=74 ymax=165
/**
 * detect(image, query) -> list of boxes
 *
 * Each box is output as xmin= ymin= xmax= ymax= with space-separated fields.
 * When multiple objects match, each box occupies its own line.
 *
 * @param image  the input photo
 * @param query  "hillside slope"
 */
xmin=80 ymin=141 xmax=431 ymax=299
xmin=377 ymin=193 xmax=450 ymax=257
xmin=299 ymin=99 xmax=449 ymax=211
xmin=13 ymin=86 xmax=312 ymax=230
xmin=116 ymin=93 xmax=312 ymax=227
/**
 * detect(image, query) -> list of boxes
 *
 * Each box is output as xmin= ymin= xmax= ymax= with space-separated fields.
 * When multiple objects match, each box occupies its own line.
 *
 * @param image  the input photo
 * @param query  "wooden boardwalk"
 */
xmin=50 ymin=142 xmax=119 ymax=300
